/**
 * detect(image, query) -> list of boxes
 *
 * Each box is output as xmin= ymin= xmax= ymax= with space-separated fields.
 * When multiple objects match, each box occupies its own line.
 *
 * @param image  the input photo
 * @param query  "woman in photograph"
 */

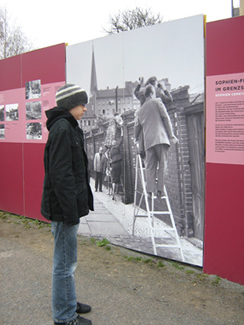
xmin=110 ymin=130 xmax=123 ymax=200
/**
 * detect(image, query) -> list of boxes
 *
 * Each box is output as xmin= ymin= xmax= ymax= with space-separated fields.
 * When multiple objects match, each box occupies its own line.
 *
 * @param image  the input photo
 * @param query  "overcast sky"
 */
xmin=66 ymin=15 xmax=205 ymax=94
xmin=2 ymin=0 xmax=239 ymax=50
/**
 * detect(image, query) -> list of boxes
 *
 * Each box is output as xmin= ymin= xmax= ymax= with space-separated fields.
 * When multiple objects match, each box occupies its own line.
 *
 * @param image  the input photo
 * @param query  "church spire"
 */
xmin=90 ymin=43 xmax=98 ymax=96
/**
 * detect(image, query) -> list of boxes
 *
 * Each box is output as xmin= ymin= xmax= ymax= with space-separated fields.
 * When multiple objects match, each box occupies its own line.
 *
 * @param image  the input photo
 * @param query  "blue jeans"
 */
xmin=51 ymin=221 xmax=79 ymax=323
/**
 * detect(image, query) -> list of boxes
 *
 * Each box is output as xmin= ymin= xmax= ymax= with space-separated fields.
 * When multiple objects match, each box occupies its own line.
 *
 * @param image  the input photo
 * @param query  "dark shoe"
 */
xmin=99 ymin=189 xmax=103 ymax=192
xmin=76 ymin=302 xmax=91 ymax=314
xmin=139 ymin=151 xmax=145 ymax=159
xmin=157 ymin=190 xmax=166 ymax=199
xmin=54 ymin=314 xmax=92 ymax=325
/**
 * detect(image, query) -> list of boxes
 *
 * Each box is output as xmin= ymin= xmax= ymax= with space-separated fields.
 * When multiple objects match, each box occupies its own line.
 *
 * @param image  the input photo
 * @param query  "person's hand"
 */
xmin=139 ymin=77 xmax=144 ymax=85
xmin=158 ymin=80 xmax=166 ymax=90
xmin=171 ymin=135 xmax=178 ymax=144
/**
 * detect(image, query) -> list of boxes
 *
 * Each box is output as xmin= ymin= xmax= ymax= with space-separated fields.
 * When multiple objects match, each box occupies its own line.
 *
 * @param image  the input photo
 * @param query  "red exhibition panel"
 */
xmin=205 ymin=164 xmax=244 ymax=284
xmin=0 ymin=55 xmax=22 ymax=91
xmin=206 ymin=16 xmax=244 ymax=76
xmin=23 ymin=143 xmax=46 ymax=222
xmin=0 ymin=142 xmax=24 ymax=215
xmin=0 ymin=43 xmax=66 ymax=221
xmin=205 ymin=16 xmax=244 ymax=285
xmin=21 ymin=44 xmax=66 ymax=85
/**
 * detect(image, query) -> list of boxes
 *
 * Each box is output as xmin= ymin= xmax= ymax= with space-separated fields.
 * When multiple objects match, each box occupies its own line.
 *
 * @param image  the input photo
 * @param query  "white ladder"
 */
xmin=133 ymin=154 xmax=185 ymax=262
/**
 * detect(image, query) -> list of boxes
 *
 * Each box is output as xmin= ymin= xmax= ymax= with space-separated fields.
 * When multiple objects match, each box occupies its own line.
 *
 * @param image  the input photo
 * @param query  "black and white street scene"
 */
xmin=0 ymin=105 xmax=4 ymax=121
xmin=67 ymin=15 xmax=205 ymax=267
xmin=26 ymin=122 xmax=42 ymax=140
xmin=0 ymin=124 xmax=5 ymax=139
xmin=25 ymin=79 xmax=41 ymax=100
xmin=26 ymin=101 xmax=42 ymax=120
xmin=6 ymin=103 xmax=19 ymax=121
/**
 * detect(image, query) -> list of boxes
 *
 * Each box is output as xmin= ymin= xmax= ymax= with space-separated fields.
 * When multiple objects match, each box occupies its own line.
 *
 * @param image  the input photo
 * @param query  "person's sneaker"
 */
xmin=76 ymin=302 xmax=91 ymax=314
xmin=54 ymin=314 xmax=92 ymax=325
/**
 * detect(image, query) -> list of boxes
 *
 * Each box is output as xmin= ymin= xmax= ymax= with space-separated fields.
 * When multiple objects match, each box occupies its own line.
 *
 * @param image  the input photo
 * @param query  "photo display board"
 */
xmin=204 ymin=16 xmax=244 ymax=285
xmin=67 ymin=15 xmax=205 ymax=267
xmin=0 ymin=80 xmax=63 ymax=143
xmin=0 ymin=44 xmax=66 ymax=220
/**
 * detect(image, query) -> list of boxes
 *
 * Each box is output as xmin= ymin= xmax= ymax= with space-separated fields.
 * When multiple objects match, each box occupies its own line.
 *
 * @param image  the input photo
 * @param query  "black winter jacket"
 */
xmin=41 ymin=107 xmax=94 ymax=225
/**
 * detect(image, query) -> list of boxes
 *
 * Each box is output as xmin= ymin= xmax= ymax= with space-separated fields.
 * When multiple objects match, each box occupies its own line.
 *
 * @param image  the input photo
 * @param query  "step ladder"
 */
xmin=133 ymin=154 xmax=185 ymax=262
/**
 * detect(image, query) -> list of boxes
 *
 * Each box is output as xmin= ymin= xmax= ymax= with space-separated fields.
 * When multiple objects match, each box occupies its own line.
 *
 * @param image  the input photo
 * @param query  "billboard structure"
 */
xmin=1 ymin=14 xmax=243 ymax=283
xmin=0 ymin=44 xmax=66 ymax=221
xmin=205 ymin=16 xmax=244 ymax=285
xmin=67 ymin=15 xmax=205 ymax=266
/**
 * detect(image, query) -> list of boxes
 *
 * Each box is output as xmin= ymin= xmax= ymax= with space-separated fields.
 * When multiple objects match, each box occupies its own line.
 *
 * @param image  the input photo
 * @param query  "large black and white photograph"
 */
xmin=6 ymin=103 xmax=19 ymax=121
xmin=0 ymin=105 xmax=4 ymax=121
xmin=26 ymin=122 xmax=42 ymax=140
xmin=0 ymin=124 xmax=5 ymax=139
xmin=26 ymin=101 xmax=42 ymax=120
xmin=25 ymin=79 xmax=41 ymax=100
xmin=67 ymin=15 xmax=205 ymax=266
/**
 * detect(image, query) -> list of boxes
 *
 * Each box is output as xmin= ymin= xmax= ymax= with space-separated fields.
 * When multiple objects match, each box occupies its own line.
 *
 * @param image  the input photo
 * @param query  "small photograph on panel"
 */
xmin=0 ymin=105 xmax=4 ymax=121
xmin=0 ymin=124 xmax=5 ymax=139
xmin=25 ymin=79 xmax=41 ymax=99
xmin=6 ymin=103 xmax=19 ymax=121
xmin=26 ymin=122 xmax=42 ymax=140
xmin=26 ymin=101 xmax=42 ymax=120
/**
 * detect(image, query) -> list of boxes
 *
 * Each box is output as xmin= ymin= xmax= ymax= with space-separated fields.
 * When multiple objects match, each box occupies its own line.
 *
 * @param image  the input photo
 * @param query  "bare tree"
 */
xmin=0 ymin=6 xmax=32 ymax=59
xmin=104 ymin=7 xmax=163 ymax=35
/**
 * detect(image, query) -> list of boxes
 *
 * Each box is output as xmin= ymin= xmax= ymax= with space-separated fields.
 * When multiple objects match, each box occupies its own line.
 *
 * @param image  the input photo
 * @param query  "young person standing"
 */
xmin=41 ymin=84 xmax=94 ymax=325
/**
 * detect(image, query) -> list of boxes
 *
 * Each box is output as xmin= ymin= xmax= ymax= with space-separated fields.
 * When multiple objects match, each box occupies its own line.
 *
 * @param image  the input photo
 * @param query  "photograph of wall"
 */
xmin=26 ymin=122 xmax=42 ymax=140
xmin=25 ymin=80 xmax=41 ymax=99
xmin=0 ymin=105 xmax=4 ymax=121
xmin=6 ymin=103 xmax=19 ymax=121
xmin=26 ymin=101 xmax=42 ymax=120
xmin=66 ymin=15 xmax=205 ymax=266
xmin=0 ymin=124 xmax=4 ymax=139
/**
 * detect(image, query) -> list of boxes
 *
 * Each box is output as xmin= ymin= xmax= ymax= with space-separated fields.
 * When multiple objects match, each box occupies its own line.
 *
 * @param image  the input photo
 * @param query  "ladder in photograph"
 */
xmin=133 ymin=154 xmax=185 ymax=262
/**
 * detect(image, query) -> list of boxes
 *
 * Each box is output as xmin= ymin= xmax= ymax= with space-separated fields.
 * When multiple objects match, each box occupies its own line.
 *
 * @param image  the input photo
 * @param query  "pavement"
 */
xmin=78 ymin=178 xmax=203 ymax=267
xmin=1 ymin=180 xmax=244 ymax=325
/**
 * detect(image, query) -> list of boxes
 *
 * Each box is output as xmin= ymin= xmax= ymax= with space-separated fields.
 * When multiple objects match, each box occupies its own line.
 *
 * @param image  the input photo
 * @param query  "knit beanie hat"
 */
xmin=55 ymin=84 xmax=88 ymax=110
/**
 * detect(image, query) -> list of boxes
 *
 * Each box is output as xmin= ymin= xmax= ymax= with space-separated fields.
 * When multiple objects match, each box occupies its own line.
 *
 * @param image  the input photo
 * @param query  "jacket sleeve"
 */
xmin=49 ymin=125 xmax=79 ymax=225
xmin=157 ymin=100 xmax=174 ymax=139
xmin=134 ymin=83 xmax=141 ymax=99
xmin=135 ymin=121 xmax=142 ymax=141
xmin=156 ymin=87 xmax=173 ymax=104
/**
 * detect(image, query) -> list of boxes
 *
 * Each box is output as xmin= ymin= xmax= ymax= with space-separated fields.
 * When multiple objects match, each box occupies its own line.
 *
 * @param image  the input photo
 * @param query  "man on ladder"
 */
xmin=134 ymin=84 xmax=184 ymax=261
xmin=134 ymin=84 xmax=178 ymax=198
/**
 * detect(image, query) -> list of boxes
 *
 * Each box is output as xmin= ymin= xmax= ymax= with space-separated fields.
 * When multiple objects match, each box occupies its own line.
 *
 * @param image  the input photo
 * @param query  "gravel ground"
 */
xmin=1 ymin=212 xmax=244 ymax=325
